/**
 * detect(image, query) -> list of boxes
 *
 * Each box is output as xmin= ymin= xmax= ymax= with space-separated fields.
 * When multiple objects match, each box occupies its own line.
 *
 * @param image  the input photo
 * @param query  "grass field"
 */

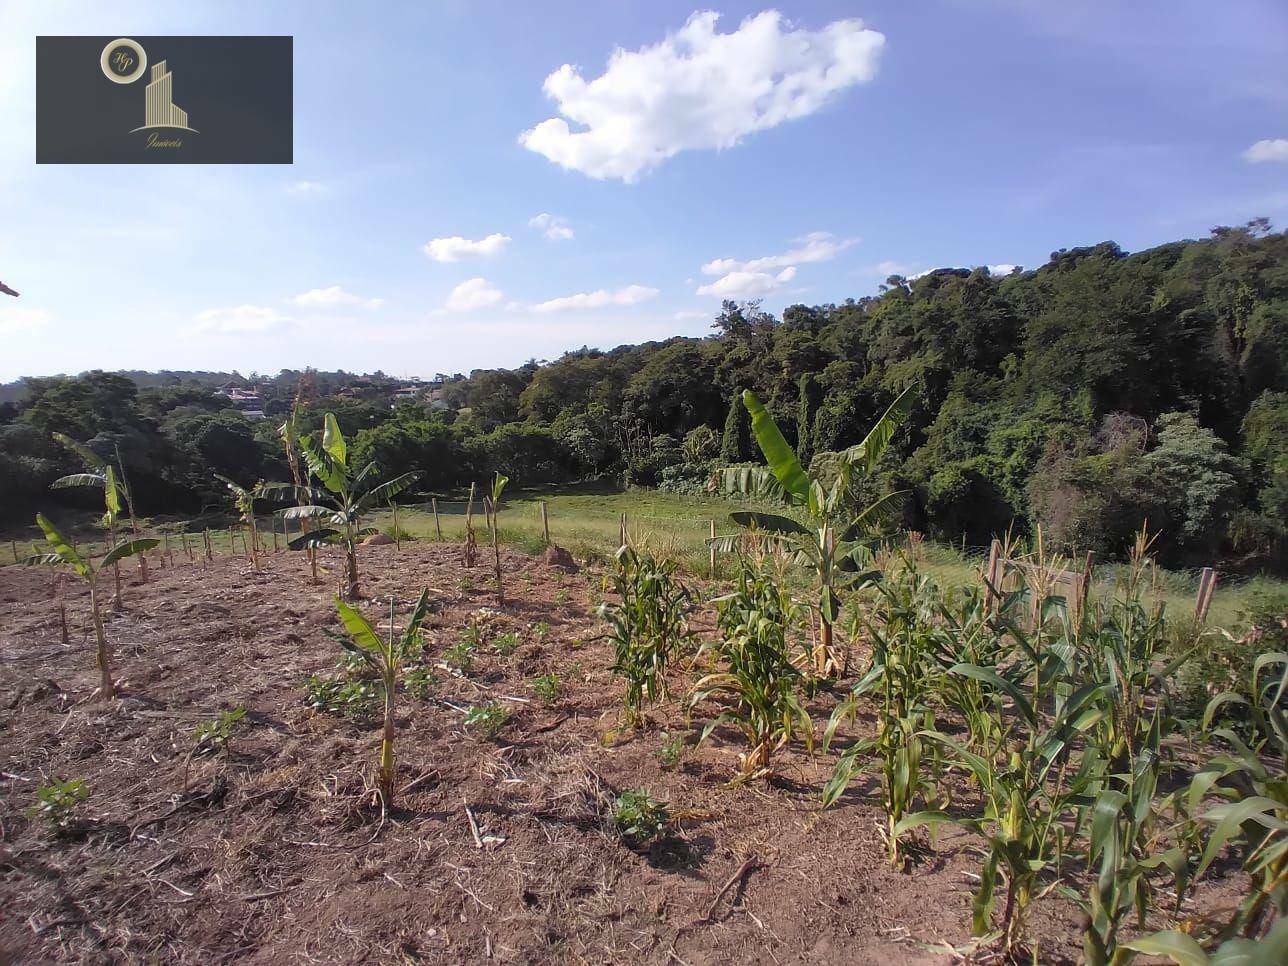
xmin=363 ymin=483 xmax=1280 ymax=631
xmin=7 ymin=482 xmax=1280 ymax=631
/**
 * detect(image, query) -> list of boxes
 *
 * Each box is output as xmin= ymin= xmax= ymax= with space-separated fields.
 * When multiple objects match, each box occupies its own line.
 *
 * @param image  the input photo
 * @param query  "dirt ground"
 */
xmin=0 ymin=541 xmax=1234 ymax=964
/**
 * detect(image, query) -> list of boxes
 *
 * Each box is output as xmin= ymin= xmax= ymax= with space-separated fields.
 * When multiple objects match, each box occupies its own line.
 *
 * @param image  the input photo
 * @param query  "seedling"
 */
xmin=304 ymin=674 xmax=378 ymax=719
xmin=214 ymin=476 xmax=267 ymax=570
xmin=465 ymin=700 xmax=510 ymax=737
xmin=405 ymin=665 xmax=436 ymax=699
xmin=332 ymin=589 xmax=431 ymax=809
xmin=531 ymin=621 xmax=551 ymax=642
xmin=531 ymin=672 xmax=560 ymax=704
xmin=657 ymin=731 xmax=685 ymax=770
xmin=24 ymin=514 xmax=157 ymax=700
xmin=488 ymin=472 xmax=509 ymax=605
xmin=612 ymin=790 xmax=669 ymax=847
xmin=443 ymin=636 xmax=477 ymax=674
xmin=491 ymin=631 xmax=520 ymax=656
xmin=193 ymin=706 xmax=247 ymax=755
xmin=26 ymin=777 xmax=89 ymax=831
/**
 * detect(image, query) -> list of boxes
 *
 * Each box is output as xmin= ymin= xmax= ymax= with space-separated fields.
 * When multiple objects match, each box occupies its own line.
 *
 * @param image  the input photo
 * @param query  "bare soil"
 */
xmin=0 ymin=543 xmax=1234 ymax=963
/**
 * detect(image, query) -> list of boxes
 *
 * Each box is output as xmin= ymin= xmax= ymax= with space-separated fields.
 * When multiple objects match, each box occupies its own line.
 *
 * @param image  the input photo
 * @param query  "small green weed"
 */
xmin=304 ymin=674 xmax=378 ymax=719
xmin=531 ymin=672 xmax=560 ymax=704
xmin=405 ymin=665 xmax=437 ymax=699
xmin=657 ymin=731 xmax=685 ymax=770
xmin=193 ymin=706 xmax=247 ymax=755
xmin=26 ymin=777 xmax=89 ymax=830
xmin=491 ymin=631 xmax=521 ymax=656
xmin=612 ymin=790 xmax=669 ymax=847
xmin=464 ymin=700 xmax=510 ymax=737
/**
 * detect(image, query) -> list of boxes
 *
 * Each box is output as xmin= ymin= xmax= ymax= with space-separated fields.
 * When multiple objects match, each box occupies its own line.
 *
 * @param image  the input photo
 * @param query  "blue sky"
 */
xmin=1 ymin=0 xmax=1286 ymax=381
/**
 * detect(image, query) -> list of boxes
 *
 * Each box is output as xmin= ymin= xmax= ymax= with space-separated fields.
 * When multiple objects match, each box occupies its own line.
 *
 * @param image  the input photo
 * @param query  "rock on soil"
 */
xmin=539 ymin=543 xmax=579 ymax=572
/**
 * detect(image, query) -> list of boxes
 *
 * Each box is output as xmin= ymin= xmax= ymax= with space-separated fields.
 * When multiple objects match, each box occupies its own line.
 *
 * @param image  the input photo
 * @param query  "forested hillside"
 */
xmin=3 ymin=222 xmax=1285 ymax=570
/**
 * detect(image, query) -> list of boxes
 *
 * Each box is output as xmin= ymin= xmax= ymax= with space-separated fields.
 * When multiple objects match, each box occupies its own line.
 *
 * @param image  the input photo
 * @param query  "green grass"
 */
xmin=7 ymin=481 xmax=1280 ymax=632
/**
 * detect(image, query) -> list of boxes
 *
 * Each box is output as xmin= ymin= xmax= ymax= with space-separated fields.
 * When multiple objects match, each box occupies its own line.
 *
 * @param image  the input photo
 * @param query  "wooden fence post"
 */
xmin=984 ymin=539 xmax=1001 ymax=613
xmin=1195 ymin=567 xmax=1217 ymax=622
xmin=619 ymin=512 xmax=628 ymax=550
xmin=203 ymin=528 xmax=213 ymax=563
xmin=10 ymin=539 xmax=18 ymax=565
xmin=709 ymin=519 xmax=717 ymax=575
xmin=540 ymin=501 xmax=550 ymax=545
xmin=432 ymin=498 xmax=443 ymax=541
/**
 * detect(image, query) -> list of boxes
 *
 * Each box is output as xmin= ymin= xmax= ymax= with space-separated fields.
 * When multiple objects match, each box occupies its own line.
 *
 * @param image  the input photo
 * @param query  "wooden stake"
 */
xmin=540 ymin=501 xmax=550 ymax=544
xmin=619 ymin=512 xmax=628 ymax=550
xmin=203 ymin=528 xmax=213 ymax=562
xmin=272 ymin=525 xmax=280 ymax=553
xmin=392 ymin=500 xmax=401 ymax=551
xmin=10 ymin=539 xmax=17 ymax=565
xmin=984 ymin=538 xmax=1001 ymax=612
xmin=1195 ymin=567 xmax=1218 ymax=622
xmin=432 ymin=498 xmax=443 ymax=540
xmin=709 ymin=519 xmax=717 ymax=575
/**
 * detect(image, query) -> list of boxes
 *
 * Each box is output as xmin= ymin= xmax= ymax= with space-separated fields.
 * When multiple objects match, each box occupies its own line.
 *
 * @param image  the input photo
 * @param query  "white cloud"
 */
xmin=697 ymin=230 xmax=851 ymax=297
xmin=519 ymin=10 xmax=885 ymax=181
xmin=1243 ymin=138 xmax=1288 ymax=163
xmin=445 ymin=277 xmax=504 ymax=311
xmin=528 ymin=212 xmax=575 ymax=240
xmin=987 ymin=263 xmax=1020 ymax=276
xmin=422 ymin=233 xmax=511 ymax=262
xmin=674 ymin=309 xmax=708 ymax=321
xmin=190 ymin=305 xmax=291 ymax=334
xmin=701 ymin=232 xmax=855 ymax=276
xmin=0 ymin=305 xmax=52 ymax=335
xmin=531 ymin=284 xmax=659 ymax=313
xmin=697 ymin=266 xmax=796 ymax=297
xmin=290 ymin=285 xmax=383 ymax=309
xmin=286 ymin=180 xmax=327 ymax=195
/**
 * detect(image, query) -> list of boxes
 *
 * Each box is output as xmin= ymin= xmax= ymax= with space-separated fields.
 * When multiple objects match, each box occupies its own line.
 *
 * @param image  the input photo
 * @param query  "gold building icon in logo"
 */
xmin=130 ymin=60 xmax=198 ymax=134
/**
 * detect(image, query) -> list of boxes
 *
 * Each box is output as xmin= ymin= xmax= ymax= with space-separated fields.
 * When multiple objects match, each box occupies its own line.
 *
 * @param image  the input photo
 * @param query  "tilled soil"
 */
xmin=0 ymin=542 xmax=1210 ymax=963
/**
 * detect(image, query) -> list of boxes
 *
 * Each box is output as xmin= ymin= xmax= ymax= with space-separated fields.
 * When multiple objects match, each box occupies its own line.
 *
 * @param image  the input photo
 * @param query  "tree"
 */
xmin=24 ymin=514 xmax=157 ymax=699
xmin=721 ymin=390 xmax=750 ymax=463
xmin=720 ymin=386 xmax=915 ymax=675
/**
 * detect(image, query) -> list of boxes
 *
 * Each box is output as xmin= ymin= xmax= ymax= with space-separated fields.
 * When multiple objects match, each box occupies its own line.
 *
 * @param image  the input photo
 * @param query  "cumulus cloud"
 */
xmin=674 ymin=309 xmax=708 ymax=321
xmin=701 ymin=232 xmax=854 ymax=276
xmin=290 ymin=285 xmax=383 ymax=308
xmin=697 ymin=231 xmax=850 ymax=296
xmin=422 ymin=233 xmax=511 ymax=262
xmin=519 ymin=10 xmax=885 ymax=181
xmin=987 ymin=264 xmax=1020 ymax=276
xmin=190 ymin=305 xmax=291 ymax=334
xmin=0 ymin=305 xmax=52 ymax=334
xmin=1243 ymin=138 xmax=1288 ymax=163
xmin=445 ymin=277 xmax=504 ymax=311
xmin=529 ymin=212 xmax=575 ymax=240
xmin=697 ymin=266 xmax=796 ymax=297
xmin=531 ymin=284 xmax=659 ymax=313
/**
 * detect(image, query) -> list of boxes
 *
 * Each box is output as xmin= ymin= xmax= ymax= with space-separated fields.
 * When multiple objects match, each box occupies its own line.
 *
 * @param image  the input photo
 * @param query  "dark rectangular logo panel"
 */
xmin=37 ymin=36 xmax=292 ymax=164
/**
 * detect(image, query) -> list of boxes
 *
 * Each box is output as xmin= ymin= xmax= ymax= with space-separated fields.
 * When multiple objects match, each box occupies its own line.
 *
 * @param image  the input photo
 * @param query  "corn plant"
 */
xmin=689 ymin=553 xmax=811 ymax=782
xmin=718 ymin=387 xmax=913 ymax=675
xmin=900 ymin=669 xmax=1112 ymax=952
xmin=823 ymin=567 xmax=945 ymax=865
xmin=24 ymin=514 xmax=157 ymax=699
xmin=488 ymin=472 xmax=509 ymax=605
xmin=1079 ymin=714 xmax=1189 ymax=966
xmin=598 ymin=545 xmax=692 ymax=723
xmin=331 ymin=589 xmax=431 ymax=809
xmin=214 ymin=475 xmax=266 ymax=570
xmin=1123 ymin=916 xmax=1288 ymax=965
xmin=262 ymin=413 xmax=422 ymax=599
xmin=1184 ymin=652 xmax=1288 ymax=940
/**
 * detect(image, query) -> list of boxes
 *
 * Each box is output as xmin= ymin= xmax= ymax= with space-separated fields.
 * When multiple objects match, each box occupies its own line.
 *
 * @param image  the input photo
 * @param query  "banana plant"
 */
xmin=50 ymin=433 xmax=137 ymax=601
xmin=261 ymin=413 xmax=422 ymax=599
xmin=24 ymin=514 xmax=157 ymax=700
xmin=215 ymin=475 xmax=266 ymax=571
xmin=488 ymin=472 xmax=509 ymax=606
xmin=717 ymin=386 xmax=914 ymax=676
xmin=332 ymin=589 xmax=431 ymax=810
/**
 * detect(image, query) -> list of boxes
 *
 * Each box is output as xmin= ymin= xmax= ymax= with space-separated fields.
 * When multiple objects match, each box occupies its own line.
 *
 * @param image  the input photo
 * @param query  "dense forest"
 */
xmin=4 ymin=222 xmax=1285 ymax=571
